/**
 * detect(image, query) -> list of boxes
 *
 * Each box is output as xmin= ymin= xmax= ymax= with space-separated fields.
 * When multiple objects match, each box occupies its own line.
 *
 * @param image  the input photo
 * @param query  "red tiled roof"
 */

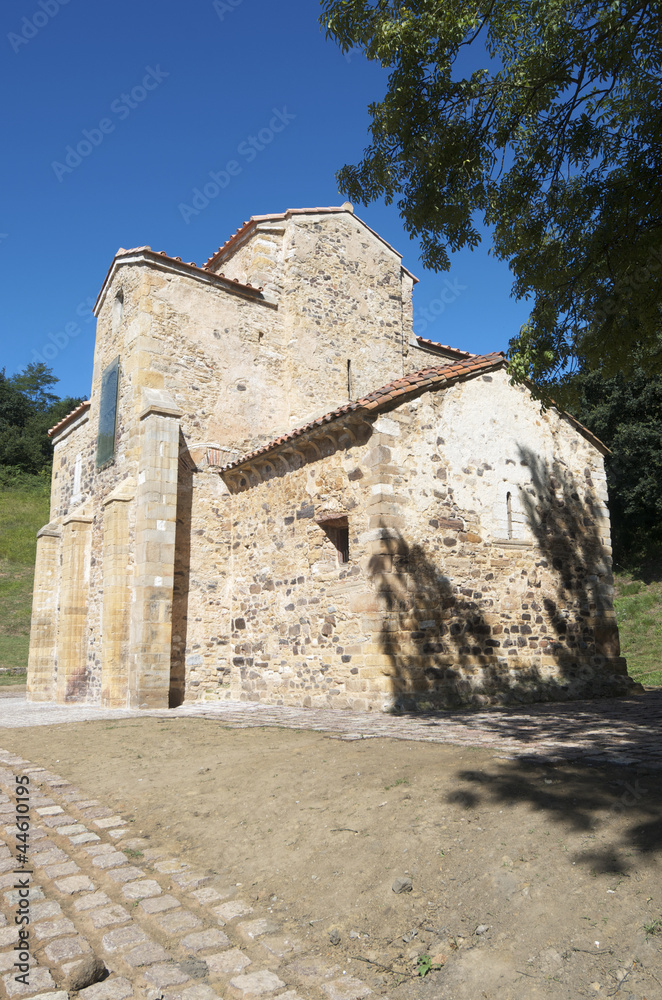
xmin=115 ymin=246 xmax=265 ymax=294
xmin=203 ymin=206 xmax=419 ymax=281
xmin=96 ymin=206 xmax=419 ymax=315
xmin=414 ymin=337 xmax=476 ymax=358
xmin=219 ymin=352 xmax=506 ymax=472
xmin=94 ymin=246 xmax=267 ymax=314
xmin=48 ymin=400 xmax=91 ymax=438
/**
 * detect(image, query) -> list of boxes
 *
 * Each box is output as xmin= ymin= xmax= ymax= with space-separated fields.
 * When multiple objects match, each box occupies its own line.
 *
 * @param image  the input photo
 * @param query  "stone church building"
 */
xmin=27 ymin=205 xmax=635 ymax=710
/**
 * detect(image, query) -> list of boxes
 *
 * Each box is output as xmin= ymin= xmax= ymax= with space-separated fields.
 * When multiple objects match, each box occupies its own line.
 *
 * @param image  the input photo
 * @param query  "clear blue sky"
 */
xmin=0 ymin=0 xmax=530 ymax=399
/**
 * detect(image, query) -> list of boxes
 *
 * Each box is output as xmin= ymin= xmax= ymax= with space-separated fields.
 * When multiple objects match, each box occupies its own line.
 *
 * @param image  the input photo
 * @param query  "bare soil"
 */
xmin=1 ymin=713 xmax=661 ymax=999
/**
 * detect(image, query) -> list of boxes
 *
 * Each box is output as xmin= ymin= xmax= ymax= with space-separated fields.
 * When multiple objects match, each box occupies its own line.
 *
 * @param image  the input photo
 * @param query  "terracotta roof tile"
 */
xmin=48 ymin=400 xmax=91 ymax=438
xmin=95 ymin=247 xmax=265 ymax=315
xmin=204 ymin=206 xmax=418 ymax=281
xmin=134 ymin=248 xmax=263 ymax=294
xmin=219 ymin=352 xmax=506 ymax=473
xmin=414 ymin=337 xmax=476 ymax=358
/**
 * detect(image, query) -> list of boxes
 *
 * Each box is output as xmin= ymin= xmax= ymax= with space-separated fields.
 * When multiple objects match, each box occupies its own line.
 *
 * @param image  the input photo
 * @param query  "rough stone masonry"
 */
xmin=27 ymin=204 xmax=639 ymax=711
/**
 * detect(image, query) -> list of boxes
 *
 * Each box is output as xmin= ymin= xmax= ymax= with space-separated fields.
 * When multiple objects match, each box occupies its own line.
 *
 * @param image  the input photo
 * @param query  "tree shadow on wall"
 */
xmin=367 ymin=450 xmax=638 ymax=712
xmin=516 ymin=444 xmax=626 ymax=676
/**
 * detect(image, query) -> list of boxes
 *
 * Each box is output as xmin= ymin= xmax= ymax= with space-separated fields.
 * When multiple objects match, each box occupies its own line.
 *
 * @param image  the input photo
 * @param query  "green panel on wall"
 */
xmin=96 ymin=356 xmax=120 ymax=469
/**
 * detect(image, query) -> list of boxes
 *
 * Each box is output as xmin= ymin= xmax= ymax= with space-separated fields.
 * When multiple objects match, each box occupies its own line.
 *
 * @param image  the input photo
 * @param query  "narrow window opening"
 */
xmin=318 ymin=516 xmax=350 ymax=565
xmin=347 ymin=359 xmax=352 ymax=401
xmin=506 ymin=491 xmax=513 ymax=539
xmin=328 ymin=524 xmax=349 ymax=564
xmin=112 ymin=289 xmax=124 ymax=332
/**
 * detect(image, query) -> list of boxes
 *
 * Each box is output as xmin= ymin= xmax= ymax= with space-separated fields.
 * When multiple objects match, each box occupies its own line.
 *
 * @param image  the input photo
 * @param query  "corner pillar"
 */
xmin=129 ymin=390 xmax=182 ymax=708
xmin=56 ymin=511 xmax=93 ymax=703
xmin=101 ymin=479 xmax=135 ymax=707
xmin=27 ymin=524 xmax=62 ymax=702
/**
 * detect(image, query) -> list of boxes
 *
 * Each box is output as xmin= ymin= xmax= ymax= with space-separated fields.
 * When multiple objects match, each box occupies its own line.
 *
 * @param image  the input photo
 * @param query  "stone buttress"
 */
xmin=26 ymin=206 xmax=639 ymax=709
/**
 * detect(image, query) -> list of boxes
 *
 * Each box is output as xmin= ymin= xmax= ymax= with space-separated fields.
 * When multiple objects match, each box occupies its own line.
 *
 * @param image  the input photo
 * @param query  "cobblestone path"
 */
xmin=1 ymin=690 xmax=660 ymax=999
xmin=2 ymin=689 xmax=662 ymax=769
xmin=0 ymin=749 xmax=373 ymax=1000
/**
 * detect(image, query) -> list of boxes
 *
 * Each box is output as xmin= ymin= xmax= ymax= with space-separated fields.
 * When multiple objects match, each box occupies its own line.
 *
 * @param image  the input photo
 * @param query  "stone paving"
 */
xmin=1 ymin=689 xmax=661 ymax=999
xmin=2 ymin=690 xmax=662 ymax=769
xmin=0 ymin=748 xmax=372 ymax=1000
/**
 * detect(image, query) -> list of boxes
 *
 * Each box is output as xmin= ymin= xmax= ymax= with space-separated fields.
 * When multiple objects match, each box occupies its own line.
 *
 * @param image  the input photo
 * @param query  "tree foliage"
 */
xmin=320 ymin=0 xmax=662 ymax=391
xmin=0 ymin=364 xmax=82 ymax=478
xmin=566 ymin=363 xmax=662 ymax=562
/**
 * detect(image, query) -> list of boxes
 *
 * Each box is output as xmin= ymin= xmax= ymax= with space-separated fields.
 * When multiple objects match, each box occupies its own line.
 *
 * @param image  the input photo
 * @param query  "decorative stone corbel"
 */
xmin=36 ymin=522 xmax=62 ymax=539
xmin=103 ymin=477 xmax=136 ymax=506
xmin=138 ymin=388 xmax=183 ymax=422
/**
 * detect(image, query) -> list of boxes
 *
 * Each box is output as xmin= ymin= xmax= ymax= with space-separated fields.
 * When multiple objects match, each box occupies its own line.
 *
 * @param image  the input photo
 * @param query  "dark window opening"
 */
xmin=506 ymin=491 xmax=513 ymax=539
xmin=347 ymin=359 xmax=352 ymax=401
xmin=112 ymin=289 xmax=124 ymax=332
xmin=331 ymin=524 xmax=350 ymax=564
xmin=96 ymin=355 xmax=121 ymax=470
xmin=318 ymin=516 xmax=350 ymax=565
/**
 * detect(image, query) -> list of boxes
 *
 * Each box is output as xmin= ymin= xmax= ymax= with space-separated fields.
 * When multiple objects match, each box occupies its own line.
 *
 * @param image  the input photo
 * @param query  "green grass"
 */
xmin=614 ymin=572 xmax=662 ymax=687
xmin=0 ymin=483 xmax=51 ymax=563
xmin=0 ymin=480 xmax=50 ymax=670
xmin=0 ymin=475 xmax=660 ymax=689
xmin=0 ymin=638 xmax=30 ymax=674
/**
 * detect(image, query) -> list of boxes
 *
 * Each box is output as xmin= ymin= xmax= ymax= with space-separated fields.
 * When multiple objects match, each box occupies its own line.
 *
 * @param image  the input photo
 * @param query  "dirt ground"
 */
xmin=1 ymin=704 xmax=661 ymax=999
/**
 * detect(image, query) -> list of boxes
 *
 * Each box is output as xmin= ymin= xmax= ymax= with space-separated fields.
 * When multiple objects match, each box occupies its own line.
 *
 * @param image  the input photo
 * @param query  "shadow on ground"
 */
xmin=411 ymin=688 xmax=662 ymax=766
xmin=445 ymin=754 xmax=662 ymax=875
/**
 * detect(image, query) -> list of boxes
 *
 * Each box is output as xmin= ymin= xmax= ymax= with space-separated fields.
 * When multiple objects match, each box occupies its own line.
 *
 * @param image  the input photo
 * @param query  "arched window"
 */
xmin=112 ymin=289 xmax=124 ymax=332
xmin=494 ymin=481 xmax=528 ymax=541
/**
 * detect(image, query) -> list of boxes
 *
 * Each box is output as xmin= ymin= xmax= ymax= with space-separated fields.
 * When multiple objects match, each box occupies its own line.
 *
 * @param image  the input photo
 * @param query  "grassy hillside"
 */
xmin=613 ymin=572 xmax=662 ymax=687
xmin=0 ymin=479 xmax=50 ymax=676
xmin=0 ymin=479 xmax=660 ymax=690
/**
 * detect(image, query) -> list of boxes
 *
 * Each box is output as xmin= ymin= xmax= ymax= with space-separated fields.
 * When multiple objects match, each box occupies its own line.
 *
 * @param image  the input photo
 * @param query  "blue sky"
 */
xmin=1 ymin=0 xmax=530 ymax=399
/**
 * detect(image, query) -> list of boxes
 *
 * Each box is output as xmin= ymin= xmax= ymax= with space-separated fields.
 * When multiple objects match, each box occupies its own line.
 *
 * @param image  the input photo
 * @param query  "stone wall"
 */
xmin=179 ymin=368 xmax=630 ymax=710
xmin=50 ymin=410 xmax=94 ymax=521
xmin=28 ymin=208 xmax=633 ymax=711
xmin=209 ymin=209 xmax=414 ymax=425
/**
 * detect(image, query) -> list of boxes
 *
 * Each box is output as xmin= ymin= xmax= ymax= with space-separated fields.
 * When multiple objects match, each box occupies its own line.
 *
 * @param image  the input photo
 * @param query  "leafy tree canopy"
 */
xmin=320 ymin=0 xmax=662 ymax=393
xmin=568 ymin=360 xmax=662 ymax=563
xmin=0 ymin=365 xmax=82 ymax=477
xmin=11 ymin=362 xmax=59 ymax=410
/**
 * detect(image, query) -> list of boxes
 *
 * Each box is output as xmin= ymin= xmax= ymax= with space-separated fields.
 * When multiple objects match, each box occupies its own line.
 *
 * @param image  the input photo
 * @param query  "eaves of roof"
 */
xmin=219 ymin=352 xmax=507 ymax=474
xmin=93 ymin=246 xmax=271 ymax=315
xmin=48 ymin=400 xmax=91 ymax=439
xmin=414 ymin=337 xmax=477 ymax=358
xmin=528 ymin=384 xmax=611 ymax=456
xmin=203 ymin=206 xmax=419 ymax=283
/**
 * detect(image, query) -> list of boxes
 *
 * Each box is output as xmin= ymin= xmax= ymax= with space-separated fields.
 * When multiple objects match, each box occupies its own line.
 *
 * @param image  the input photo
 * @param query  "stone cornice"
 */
xmin=139 ymin=389 xmax=183 ymax=422
xmin=94 ymin=248 xmax=278 ymax=316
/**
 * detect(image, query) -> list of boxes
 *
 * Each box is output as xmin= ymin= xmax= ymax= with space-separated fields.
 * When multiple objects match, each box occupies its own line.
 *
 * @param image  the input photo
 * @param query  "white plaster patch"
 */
xmin=373 ymin=416 xmax=401 ymax=436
